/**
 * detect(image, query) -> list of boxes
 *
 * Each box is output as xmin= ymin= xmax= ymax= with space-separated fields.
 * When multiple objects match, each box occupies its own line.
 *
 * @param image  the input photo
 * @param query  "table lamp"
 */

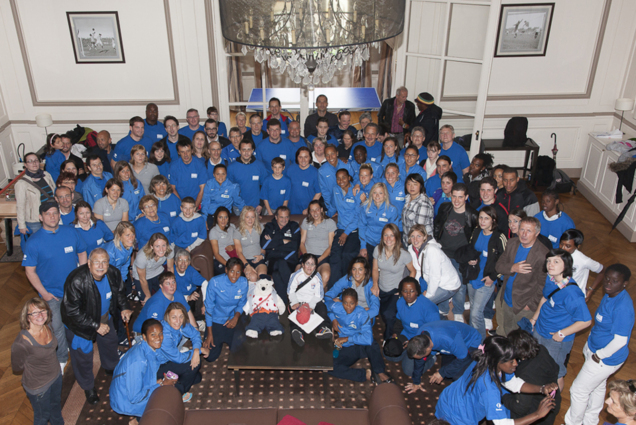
xmin=614 ymin=98 xmax=634 ymax=131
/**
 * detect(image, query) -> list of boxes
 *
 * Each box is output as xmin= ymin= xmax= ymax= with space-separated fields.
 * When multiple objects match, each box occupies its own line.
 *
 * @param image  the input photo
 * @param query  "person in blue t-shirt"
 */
xmin=55 ymin=186 xmax=76 ymax=226
xmin=135 ymin=195 xmax=172 ymax=248
xmin=263 ymin=97 xmax=289 ymax=136
xmin=178 ymin=108 xmax=205 ymax=141
xmin=104 ymin=221 xmax=135 ymax=283
xmin=261 ymin=157 xmax=292 ymax=215
xmin=169 ymin=140 xmax=207 ymax=208
xmin=143 ymin=103 xmax=167 ymax=143
xmin=150 ymin=174 xmax=181 ymax=223
xmin=22 ymin=201 xmax=88 ymax=366
xmin=399 ymin=126 xmax=427 ymax=162
xmin=425 ymin=155 xmax=452 ymax=197
xmin=112 ymin=116 xmax=154 ymax=164
xmin=171 ymin=197 xmax=207 ymax=252
xmin=349 ymin=123 xmax=383 ymax=164
xmin=207 ymin=106 xmax=228 ymax=138
xmin=534 ymin=189 xmax=576 ymax=249
xmin=439 ymin=124 xmax=470 ymax=180
xmin=389 ymin=278 xmax=440 ymax=342
xmin=174 ymin=250 xmax=207 ymax=320
xmin=435 ymin=335 xmax=557 ymax=425
xmin=530 ymin=249 xmax=592 ymax=390
xmin=203 ymin=258 xmax=250 ymax=363
xmin=227 ymin=139 xmax=268 ymax=213
xmin=328 ymin=288 xmax=392 ymax=383
xmin=133 ymin=272 xmax=196 ymax=334
xmin=565 ymin=264 xmax=634 ymax=424
xmin=72 ymin=201 xmax=114 ymax=255
xmin=287 ymin=147 xmax=321 ymax=215
xmin=83 ymin=155 xmax=114 ymax=208
xmin=256 ymin=119 xmax=295 ymax=174
xmin=201 ymin=164 xmax=245 ymax=226
xmin=399 ymin=145 xmax=427 ymax=184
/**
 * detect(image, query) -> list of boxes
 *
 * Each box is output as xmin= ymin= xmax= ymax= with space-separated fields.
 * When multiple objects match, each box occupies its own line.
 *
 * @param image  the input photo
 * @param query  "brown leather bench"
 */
xmin=140 ymin=383 xmax=411 ymax=425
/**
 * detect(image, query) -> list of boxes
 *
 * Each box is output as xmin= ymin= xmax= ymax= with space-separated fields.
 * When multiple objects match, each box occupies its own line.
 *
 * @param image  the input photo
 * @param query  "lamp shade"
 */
xmin=614 ymin=98 xmax=634 ymax=112
xmin=35 ymin=113 xmax=53 ymax=128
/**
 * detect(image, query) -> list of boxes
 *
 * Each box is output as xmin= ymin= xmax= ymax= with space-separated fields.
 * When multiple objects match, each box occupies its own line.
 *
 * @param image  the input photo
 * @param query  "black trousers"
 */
xmin=65 ymin=317 xmax=119 ymax=391
xmin=204 ymin=322 xmax=237 ymax=363
xmin=379 ymin=288 xmax=400 ymax=340
xmin=288 ymin=301 xmax=330 ymax=333
xmin=328 ymin=230 xmax=360 ymax=288
xmin=157 ymin=361 xmax=202 ymax=394
xmin=329 ymin=340 xmax=386 ymax=382
xmin=269 ymin=258 xmax=295 ymax=305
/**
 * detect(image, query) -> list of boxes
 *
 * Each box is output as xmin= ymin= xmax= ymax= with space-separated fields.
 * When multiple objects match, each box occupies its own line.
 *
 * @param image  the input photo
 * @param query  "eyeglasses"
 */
xmin=26 ymin=160 xmax=40 ymax=164
xmin=28 ymin=310 xmax=47 ymax=318
xmin=628 ymin=380 xmax=636 ymax=393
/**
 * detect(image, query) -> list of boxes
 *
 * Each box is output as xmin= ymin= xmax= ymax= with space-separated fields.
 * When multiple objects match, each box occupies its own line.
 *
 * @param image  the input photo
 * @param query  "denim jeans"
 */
xmin=46 ymin=298 xmax=69 ymax=363
xmin=449 ymin=259 xmax=466 ymax=315
xmin=467 ymin=283 xmax=496 ymax=340
xmin=427 ymin=287 xmax=458 ymax=315
xmin=26 ymin=373 xmax=64 ymax=425
xmin=385 ymin=350 xmax=436 ymax=381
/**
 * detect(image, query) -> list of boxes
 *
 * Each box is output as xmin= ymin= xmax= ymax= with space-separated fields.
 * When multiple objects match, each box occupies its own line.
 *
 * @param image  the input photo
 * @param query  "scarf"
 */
xmin=25 ymin=169 xmax=45 ymax=179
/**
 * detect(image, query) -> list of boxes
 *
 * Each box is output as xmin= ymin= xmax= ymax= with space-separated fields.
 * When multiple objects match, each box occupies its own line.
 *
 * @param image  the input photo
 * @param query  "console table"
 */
xmin=480 ymin=138 xmax=540 ymax=179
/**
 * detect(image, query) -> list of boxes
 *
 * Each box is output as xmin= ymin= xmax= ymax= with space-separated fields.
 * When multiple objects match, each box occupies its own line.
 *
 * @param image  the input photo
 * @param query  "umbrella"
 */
xmin=610 ymin=191 xmax=636 ymax=234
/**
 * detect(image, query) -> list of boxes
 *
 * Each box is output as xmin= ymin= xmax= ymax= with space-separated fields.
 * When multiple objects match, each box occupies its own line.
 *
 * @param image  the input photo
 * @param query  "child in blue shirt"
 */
xmin=534 ymin=189 xmax=576 ymax=249
xmin=260 ymin=157 xmax=292 ymax=215
xmin=391 ymin=278 xmax=440 ymax=341
xmin=170 ymin=197 xmax=207 ymax=251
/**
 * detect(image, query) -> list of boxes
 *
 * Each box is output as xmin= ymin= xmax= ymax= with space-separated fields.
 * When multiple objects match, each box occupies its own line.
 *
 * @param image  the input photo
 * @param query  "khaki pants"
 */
xmin=495 ymin=289 xmax=535 ymax=336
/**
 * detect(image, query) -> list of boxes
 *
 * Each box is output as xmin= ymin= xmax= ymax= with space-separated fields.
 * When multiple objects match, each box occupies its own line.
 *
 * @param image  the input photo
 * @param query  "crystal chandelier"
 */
xmin=218 ymin=0 xmax=406 ymax=86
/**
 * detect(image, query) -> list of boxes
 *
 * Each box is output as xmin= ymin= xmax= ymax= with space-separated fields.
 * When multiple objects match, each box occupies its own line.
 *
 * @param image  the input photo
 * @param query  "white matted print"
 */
xmin=495 ymin=3 xmax=554 ymax=57
xmin=67 ymin=11 xmax=125 ymax=63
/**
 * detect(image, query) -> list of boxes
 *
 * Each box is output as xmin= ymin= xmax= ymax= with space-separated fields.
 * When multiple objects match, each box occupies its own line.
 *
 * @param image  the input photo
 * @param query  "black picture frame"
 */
xmin=67 ymin=11 xmax=125 ymax=64
xmin=494 ymin=3 xmax=555 ymax=58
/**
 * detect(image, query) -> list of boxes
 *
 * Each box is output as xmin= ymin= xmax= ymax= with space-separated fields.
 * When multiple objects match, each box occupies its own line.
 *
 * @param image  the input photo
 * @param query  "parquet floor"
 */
xmin=0 ymin=188 xmax=634 ymax=425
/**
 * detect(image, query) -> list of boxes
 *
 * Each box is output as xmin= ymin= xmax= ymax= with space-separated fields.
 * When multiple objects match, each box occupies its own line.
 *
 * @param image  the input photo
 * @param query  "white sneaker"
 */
xmin=464 ymin=301 xmax=471 ymax=310
xmin=197 ymin=320 xmax=206 ymax=332
xmin=484 ymin=318 xmax=493 ymax=330
xmin=453 ymin=315 xmax=464 ymax=323
xmin=245 ymin=329 xmax=258 ymax=338
xmin=60 ymin=362 xmax=67 ymax=374
xmin=179 ymin=346 xmax=190 ymax=353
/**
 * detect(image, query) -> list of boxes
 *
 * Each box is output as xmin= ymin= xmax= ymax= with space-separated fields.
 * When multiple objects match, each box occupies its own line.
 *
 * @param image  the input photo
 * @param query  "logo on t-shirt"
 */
xmin=444 ymin=219 xmax=463 ymax=236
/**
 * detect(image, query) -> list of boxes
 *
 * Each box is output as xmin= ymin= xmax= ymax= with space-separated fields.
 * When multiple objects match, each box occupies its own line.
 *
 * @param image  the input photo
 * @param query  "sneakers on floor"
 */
xmin=464 ymin=301 xmax=471 ymax=310
xmin=315 ymin=326 xmax=333 ymax=339
xmin=292 ymin=329 xmax=305 ymax=346
xmin=484 ymin=318 xmax=493 ymax=330
xmin=197 ymin=320 xmax=206 ymax=332
xmin=453 ymin=314 xmax=465 ymax=323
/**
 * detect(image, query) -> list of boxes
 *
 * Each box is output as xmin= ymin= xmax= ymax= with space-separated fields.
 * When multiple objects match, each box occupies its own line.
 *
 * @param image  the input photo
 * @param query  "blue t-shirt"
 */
xmin=44 ymin=150 xmax=65 ymax=183
xmin=400 ymin=163 xmax=428 ymax=184
xmin=156 ymin=194 xmax=181 ymax=223
xmin=436 ymin=361 xmax=512 ymax=425
xmin=221 ymin=145 xmax=240 ymax=163
xmin=383 ymin=179 xmax=407 ymax=218
xmin=587 ymin=290 xmax=634 ymax=365
xmin=73 ymin=220 xmax=114 ymax=255
xmin=441 ymin=142 xmax=469 ymax=182
xmin=349 ymin=141 xmax=383 ymax=163
xmin=174 ymin=265 xmax=207 ymax=296
xmin=134 ymin=213 xmax=172 ymax=248
xmin=535 ymin=278 xmax=591 ymax=342
xmin=178 ymin=125 xmax=205 ymax=141
xmin=95 ymin=275 xmax=112 ymax=316
xmin=60 ymin=207 xmax=76 ymax=227
xmin=227 ymin=159 xmax=268 ymax=207
xmin=286 ymin=164 xmax=320 ymax=214
xmin=170 ymin=214 xmax=207 ymax=250
xmin=133 ymin=289 xmax=190 ymax=333
xmin=112 ymin=135 xmax=154 ymax=162
xmin=260 ymin=175 xmax=292 ymax=211
xmin=144 ymin=120 xmax=167 ymax=143
xmin=168 ymin=157 xmax=207 ymax=200
xmin=534 ymin=211 xmax=576 ymax=249
xmin=503 ymin=245 xmax=532 ymax=307
xmin=396 ymin=295 xmax=440 ymax=339
xmin=469 ymin=232 xmax=492 ymax=289
xmin=256 ymin=138 xmax=294 ymax=174
xmin=22 ymin=226 xmax=87 ymax=298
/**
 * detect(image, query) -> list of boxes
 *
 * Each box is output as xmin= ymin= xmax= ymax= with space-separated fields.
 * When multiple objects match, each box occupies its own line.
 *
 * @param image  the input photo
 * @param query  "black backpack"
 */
xmin=532 ymin=155 xmax=556 ymax=188
xmin=503 ymin=117 xmax=528 ymax=147
xmin=549 ymin=169 xmax=575 ymax=194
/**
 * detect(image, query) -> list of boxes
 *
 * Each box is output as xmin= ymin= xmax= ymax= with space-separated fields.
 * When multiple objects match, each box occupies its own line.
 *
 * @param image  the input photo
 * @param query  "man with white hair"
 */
xmin=378 ymin=86 xmax=416 ymax=148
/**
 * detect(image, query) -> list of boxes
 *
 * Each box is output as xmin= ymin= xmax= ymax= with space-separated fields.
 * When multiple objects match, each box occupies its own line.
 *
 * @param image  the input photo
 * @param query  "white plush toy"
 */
xmin=243 ymin=277 xmax=286 ymax=338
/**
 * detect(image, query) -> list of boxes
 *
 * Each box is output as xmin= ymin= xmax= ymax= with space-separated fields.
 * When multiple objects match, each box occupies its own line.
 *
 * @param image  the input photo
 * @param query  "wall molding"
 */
xmin=9 ymin=0 xmax=180 ymax=106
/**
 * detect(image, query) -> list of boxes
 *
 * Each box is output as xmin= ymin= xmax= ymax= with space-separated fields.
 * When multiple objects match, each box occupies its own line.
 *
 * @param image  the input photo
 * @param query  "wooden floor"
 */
xmin=0 ymin=188 xmax=634 ymax=425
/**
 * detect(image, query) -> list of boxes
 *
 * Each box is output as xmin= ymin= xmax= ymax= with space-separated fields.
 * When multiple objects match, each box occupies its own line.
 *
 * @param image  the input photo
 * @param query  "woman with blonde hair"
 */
xmin=604 ymin=380 xmax=636 ymax=425
xmin=358 ymin=182 xmax=400 ymax=259
xmin=11 ymin=298 xmax=63 ymax=425
xmin=132 ymin=233 xmax=174 ymax=303
xmin=129 ymin=144 xmax=159 ymax=194
xmin=235 ymin=206 xmax=267 ymax=277
xmin=114 ymin=160 xmax=144 ymax=219
xmin=372 ymin=223 xmax=415 ymax=340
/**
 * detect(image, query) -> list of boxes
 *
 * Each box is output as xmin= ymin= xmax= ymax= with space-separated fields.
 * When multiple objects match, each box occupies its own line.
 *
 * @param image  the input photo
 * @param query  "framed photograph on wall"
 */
xmin=495 ymin=3 xmax=555 ymax=57
xmin=67 ymin=11 xmax=125 ymax=64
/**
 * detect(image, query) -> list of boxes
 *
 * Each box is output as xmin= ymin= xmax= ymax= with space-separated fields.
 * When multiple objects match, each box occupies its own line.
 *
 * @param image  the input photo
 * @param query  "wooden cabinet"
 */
xmin=578 ymin=133 xmax=636 ymax=242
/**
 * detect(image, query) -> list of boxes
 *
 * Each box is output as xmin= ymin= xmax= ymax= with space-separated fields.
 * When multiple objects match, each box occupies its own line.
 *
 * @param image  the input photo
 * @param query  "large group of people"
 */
xmin=10 ymin=93 xmax=634 ymax=425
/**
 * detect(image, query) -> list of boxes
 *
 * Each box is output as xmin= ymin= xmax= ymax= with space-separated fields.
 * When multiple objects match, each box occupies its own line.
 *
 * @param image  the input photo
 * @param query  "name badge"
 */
xmin=64 ymin=246 xmax=74 ymax=254
xmin=191 ymin=173 xmax=198 ymax=178
xmin=106 ymin=292 xmax=112 ymax=299
xmin=370 ymin=158 xmax=376 ymax=162
xmin=191 ymin=232 xmax=198 ymax=237
xmin=379 ymin=218 xmax=388 ymax=222
xmin=284 ymin=231 xmax=292 ymax=238
xmin=396 ymin=196 xmax=405 ymax=201
xmin=548 ymin=235 xmax=557 ymax=243
xmin=105 ymin=212 xmax=111 ymax=216
xmin=170 ymin=211 xmax=177 ymax=217
xmin=187 ymin=284 xmax=192 ymax=291
xmin=302 ymin=181 xmax=309 ymax=187
xmin=483 ymin=250 xmax=488 ymax=257
xmin=234 ymin=295 xmax=243 ymax=299
xmin=134 ymin=190 xmax=140 ymax=195
xmin=252 ymin=175 xmax=259 ymax=181
xmin=97 ymin=238 xmax=104 ymax=245
xmin=409 ymin=322 xmax=419 ymax=328
xmin=346 ymin=198 xmax=355 ymax=203
xmin=280 ymin=190 xmax=286 ymax=194
xmin=221 ymin=194 xmax=230 ymax=198
xmin=163 ymin=226 xmax=170 ymax=232
xmin=596 ymin=313 xmax=603 ymax=322
xmin=280 ymin=155 xmax=287 ymax=159
xmin=549 ymin=298 xmax=555 ymax=308
xmin=157 ymin=134 xmax=163 ymax=139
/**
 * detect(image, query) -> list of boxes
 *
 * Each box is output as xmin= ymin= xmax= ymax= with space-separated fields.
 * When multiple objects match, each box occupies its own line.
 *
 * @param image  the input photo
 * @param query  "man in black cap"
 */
xmin=22 ymin=201 xmax=88 ymax=374
xmin=414 ymin=92 xmax=443 ymax=145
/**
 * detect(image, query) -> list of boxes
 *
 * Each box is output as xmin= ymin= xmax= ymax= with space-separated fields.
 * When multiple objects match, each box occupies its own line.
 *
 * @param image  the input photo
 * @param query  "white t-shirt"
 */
xmin=571 ymin=249 xmax=603 ymax=295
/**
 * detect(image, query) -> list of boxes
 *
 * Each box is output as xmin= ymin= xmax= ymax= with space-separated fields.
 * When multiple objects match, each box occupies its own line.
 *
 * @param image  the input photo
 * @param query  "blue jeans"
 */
xmin=428 ymin=287 xmax=458 ymax=315
xmin=385 ymin=350 xmax=436 ymax=382
xmin=467 ymin=283 xmax=496 ymax=340
xmin=534 ymin=330 xmax=575 ymax=378
xmin=26 ymin=373 xmax=64 ymax=425
xmin=449 ymin=259 xmax=466 ymax=315
xmin=46 ymin=298 xmax=69 ymax=363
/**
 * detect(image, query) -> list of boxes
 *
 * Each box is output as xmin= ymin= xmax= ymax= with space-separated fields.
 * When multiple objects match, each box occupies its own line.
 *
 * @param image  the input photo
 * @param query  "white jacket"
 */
xmin=408 ymin=240 xmax=461 ymax=298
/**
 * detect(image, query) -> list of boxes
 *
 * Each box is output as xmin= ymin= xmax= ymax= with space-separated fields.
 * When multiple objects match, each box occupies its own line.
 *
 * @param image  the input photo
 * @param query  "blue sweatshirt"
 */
xmin=332 ymin=186 xmax=362 ymax=235
xmin=201 ymin=179 xmax=246 ymax=219
xmin=157 ymin=320 xmax=202 ymax=364
xmin=82 ymin=172 xmax=114 ymax=207
xmin=286 ymin=164 xmax=321 ymax=214
xmin=325 ymin=276 xmax=380 ymax=319
xmin=221 ymin=145 xmax=240 ymax=163
xmin=174 ymin=264 xmax=207 ymax=296
xmin=134 ymin=213 xmax=172 ymax=248
xmin=350 ymin=160 xmax=384 ymax=184
xmin=44 ymin=150 xmax=65 ymax=182
xmin=399 ymin=162 xmax=427 ymax=183
xmin=227 ymin=159 xmax=268 ymax=207
xmin=104 ymin=240 xmax=134 ymax=281
xmin=204 ymin=273 xmax=249 ymax=326
xmin=395 ymin=295 xmax=441 ymax=339
xmin=359 ymin=202 xmax=400 ymax=247
xmin=121 ymin=179 xmax=145 ymax=220
xmin=260 ymin=175 xmax=292 ymax=211
xmin=383 ymin=178 xmax=407 ymax=222
xmin=318 ymin=160 xmax=351 ymax=216
xmin=170 ymin=213 xmax=207 ymax=250
xmin=329 ymin=303 xmax=373 ymax=347
xmin=155 ymin=193 xmax=181 ymax=223
xmin=109 ymin=341 xmax=161 ymax=417
xmin=425 ymin=174 xmax=442 ymax=197
xmin=113 ymin=135 xmax=154 ymax=162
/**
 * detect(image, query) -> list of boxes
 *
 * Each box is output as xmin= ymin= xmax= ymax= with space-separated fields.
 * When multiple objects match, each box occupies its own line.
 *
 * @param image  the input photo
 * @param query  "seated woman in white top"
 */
xmin=407 ymin=224 xmax=461 ymax=314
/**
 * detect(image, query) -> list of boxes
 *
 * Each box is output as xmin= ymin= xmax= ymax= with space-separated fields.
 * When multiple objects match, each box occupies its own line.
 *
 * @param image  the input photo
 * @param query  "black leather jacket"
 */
xmin=433 ymin=202 xmax=478 ymax=243
xmin=378 ymin=97 xmax=416 ymax=131
xmin=61 ymin=264 xmax=129 ymax=341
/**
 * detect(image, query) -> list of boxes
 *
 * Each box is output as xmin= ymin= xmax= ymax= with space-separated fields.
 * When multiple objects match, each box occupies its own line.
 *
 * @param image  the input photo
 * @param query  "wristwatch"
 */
xmin=557 ymin=331 xmax=565 ymax=338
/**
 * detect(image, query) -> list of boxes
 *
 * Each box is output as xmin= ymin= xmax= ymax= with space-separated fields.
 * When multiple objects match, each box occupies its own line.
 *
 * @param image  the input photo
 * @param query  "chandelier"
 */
xmin=218 ymin=0 xmax=406 ymax=86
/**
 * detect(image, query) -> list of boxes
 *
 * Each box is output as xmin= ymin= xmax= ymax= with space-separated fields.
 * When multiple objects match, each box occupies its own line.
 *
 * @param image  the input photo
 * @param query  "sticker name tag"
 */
xmin=221 ymin=194 xmax=230 ymax=198
xmin=191 ymin=232 xmax=198 ymax=237
xmin=64 ymin=246 xmax=74 ymax=254
xmin=234 ymin=295 xmax=242 ymax=299
xmin=396 ymin=196 xmax=405 ymax=201
xmin=252 ymin=175 xmax=259 ymax=181
xmin=370 ymin=158 xmax=376 ymax=162
xmin=302 ymin=181 xmax=309 ymax=187
xmin=409 ymin=322 xmax=419 ymax=328
xmin=191 ymin=173 xmax=198 ymax=178
xmin=596 ymin=313 xmax=603 ymax=322
xmin=483 ymin=250 xmax=488 ymax=257
xmin=134 ymin=190 xmax=140 ymax=195
xmin=97 ymin=238 xmax=104 ymax=245
xmin=157 ymin=134 xmax=163 ymax=139
xmin=163 ymin=226 xmax=170 ymax=232
xmin=379 ymin=218 xmax=388 ymax=222
xmin=280 ymin=190 xmax=286 ymax=194
xmin=346 ymin=198 xmax=355 ymax=203
xmin=280 ymin=155 xmax=287 ymax=159
xmin=170 ymin=211 xmax=177 ymax=217
xmin=548 ymin=235 xmax=558 ymax=243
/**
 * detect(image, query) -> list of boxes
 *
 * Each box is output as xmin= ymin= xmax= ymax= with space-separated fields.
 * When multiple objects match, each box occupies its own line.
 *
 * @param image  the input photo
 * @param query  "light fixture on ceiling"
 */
xmin=219 ymin=0 xmax=406 ymax=86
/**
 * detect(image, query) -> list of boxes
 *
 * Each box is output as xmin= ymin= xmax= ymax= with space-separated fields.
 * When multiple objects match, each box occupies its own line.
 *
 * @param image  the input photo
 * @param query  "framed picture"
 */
xmin=494 ymin=3 xmax=555 ymax=57
xmin=67 ymin=11 xmax=125 ymax=64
